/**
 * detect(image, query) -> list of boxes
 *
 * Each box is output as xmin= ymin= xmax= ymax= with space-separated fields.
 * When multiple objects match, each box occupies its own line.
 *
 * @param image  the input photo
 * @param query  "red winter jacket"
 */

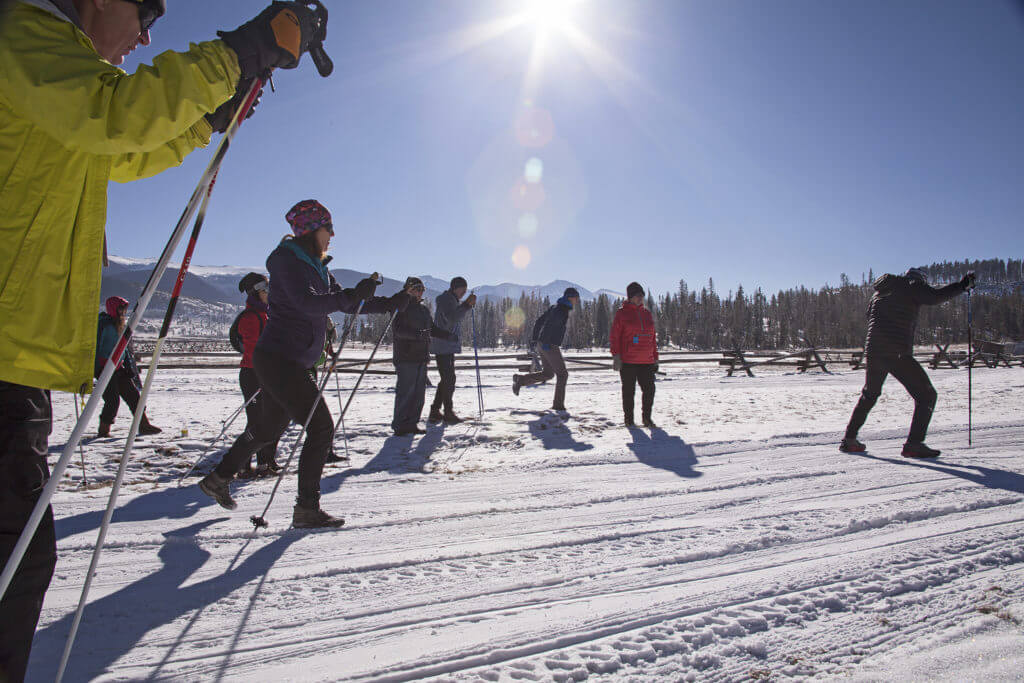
xmin=238 ymin=305 xmax=268 ymax=369
xmin=610 ymin=302 xmax=658 ymax=365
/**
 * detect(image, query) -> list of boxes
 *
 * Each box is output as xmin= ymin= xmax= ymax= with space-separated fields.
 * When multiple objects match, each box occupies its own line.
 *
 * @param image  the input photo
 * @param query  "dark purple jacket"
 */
xmin=257 ymin=240 xmax=395 ymax=368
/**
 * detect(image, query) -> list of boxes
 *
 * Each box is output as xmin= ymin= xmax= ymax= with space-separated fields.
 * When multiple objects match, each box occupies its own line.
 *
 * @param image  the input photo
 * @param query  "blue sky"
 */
xmin=109 ymin=0 xmax=1024 ymax=297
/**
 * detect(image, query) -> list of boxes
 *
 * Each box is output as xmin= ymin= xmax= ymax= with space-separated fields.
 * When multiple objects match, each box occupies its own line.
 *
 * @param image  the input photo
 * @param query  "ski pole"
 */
xmin=332 ymin=333 xmax=352 ymax=462
xmin=54 ymin=80 xmax=265 ymax=680
xmin=0 ymin=78 xmax=264 ymax=609
xmin=967 ymin=288 xmax=973 ymax=447
xmin=252 ymin=299 xmax=366 ymax=529
xmin=73 ymin=392 xmax=88 ymax=486
xmin=471 ymin=307 xmax=483 ymax=419
xmin=177 ymin=389 xmax=260 ymax=485
xmin=338 ymin=310 xmax=397 ymax=423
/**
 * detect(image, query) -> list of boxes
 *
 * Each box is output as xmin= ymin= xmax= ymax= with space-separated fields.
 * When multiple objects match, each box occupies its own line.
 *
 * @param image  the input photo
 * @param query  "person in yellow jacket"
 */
xmin=0 ymin=1 xmax=327 ymax=679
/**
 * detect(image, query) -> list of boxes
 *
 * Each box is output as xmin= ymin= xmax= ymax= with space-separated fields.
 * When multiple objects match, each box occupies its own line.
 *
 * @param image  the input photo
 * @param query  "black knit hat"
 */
xmin=450 ymin=276 xmax=468 ymax=290
xmin=626 ymin=282 xmax=644 ymax=299
xmin=563 ymin=287 xmax=580 ymax=299
xmin=238 ymin=272 xmax=268 ymax=295
xmin=404 ymin=276 xmax=425 ymax=290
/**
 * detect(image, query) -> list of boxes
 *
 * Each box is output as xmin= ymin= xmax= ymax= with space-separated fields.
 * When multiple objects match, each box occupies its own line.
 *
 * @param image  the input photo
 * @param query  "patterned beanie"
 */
xmin=285 ymin=199 xmax=332 ymax=237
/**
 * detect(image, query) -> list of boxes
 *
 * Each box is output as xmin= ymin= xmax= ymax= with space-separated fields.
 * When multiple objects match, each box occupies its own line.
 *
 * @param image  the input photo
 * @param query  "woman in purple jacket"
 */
xmin=200 ymin=200 xmax=408 ymax=528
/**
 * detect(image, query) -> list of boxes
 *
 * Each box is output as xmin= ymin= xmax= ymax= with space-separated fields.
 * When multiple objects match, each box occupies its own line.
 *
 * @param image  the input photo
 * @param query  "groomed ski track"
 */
xmin=30 ymin=364 xmax=1024 ymax=681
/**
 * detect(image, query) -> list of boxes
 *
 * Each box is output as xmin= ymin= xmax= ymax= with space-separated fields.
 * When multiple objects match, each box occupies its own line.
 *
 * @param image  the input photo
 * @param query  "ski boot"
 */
xmin=839 ymin=437 xmax=866 ymax=454
xmin=443 ymin=411 xmax=463 ymax=425
xmin=642 ymin=416 xmax=658 ymax=429
xmin=139 ymin=415 xmax=162 ymax=435
xmin=427 ymin=406 xmax=444 ymax=424
xmin=199 ymin=471 xmax=237 ymax=510
xmin=236 ymin=465 xmax=259 ymax=480
xmin=293 ymin=504 xmax=345 ymax=529
xmin=97 ymin=421 xmax=112 ymax=438
xmin=902 ymin=441 xmax=940 ymax=458
xmin=324 ymin=450 xmax=349 ymax=464
xmin=624 ymin=415 xmax=635 ymax=428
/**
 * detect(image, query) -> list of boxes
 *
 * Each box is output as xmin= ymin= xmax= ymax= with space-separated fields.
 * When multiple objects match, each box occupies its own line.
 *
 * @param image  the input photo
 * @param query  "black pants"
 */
xmin=393 ymin=362 xmax=428 ymax=432
xmin=430 ymin=354 xmax=456 ymax=414
xmin=620 ymin=363 xmax=656 ymax=421
xmin=845 ymin=354 xmax=937 ymax=444
xmin=215 ymin=349 xmax=334 ymax=508
xmin=519 ymin=346 xmax=568 ymax=408
xmin=99 ymin=368 xmax=140 ymax=425
xmin=0 ymin=381 xmax=58 ymax=683
xmin=239 ymin=368 xmax=281 ymax=469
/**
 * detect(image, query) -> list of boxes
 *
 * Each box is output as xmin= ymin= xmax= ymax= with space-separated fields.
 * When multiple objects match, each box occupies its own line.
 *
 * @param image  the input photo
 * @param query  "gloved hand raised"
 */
xmin=206 ymin=78 xmax=262 ymax=134
xmin=960 ymin=271 xmax=977 ymax=291
xmin=388 ymin=291 xmax=412 ymax=313
xmin=612 ymin=355 xmax=622 ymax=372
xmin=464 ymin=293 xmax=478 ymax=308
xmin=352 ymin=276 xmax=380 ymax=302
xmin=219 ymin=2 xmax=325 ymax=80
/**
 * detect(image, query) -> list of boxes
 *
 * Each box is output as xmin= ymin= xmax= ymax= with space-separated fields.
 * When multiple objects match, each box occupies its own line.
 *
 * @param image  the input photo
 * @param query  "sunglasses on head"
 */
xmin=131 ymin=0 xmax=163 ymax=33
xmin=252 ymin=280 xmax=269 ymax=293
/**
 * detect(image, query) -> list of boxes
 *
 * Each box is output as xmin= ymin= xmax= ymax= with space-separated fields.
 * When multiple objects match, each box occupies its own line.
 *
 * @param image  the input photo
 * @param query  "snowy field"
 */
xmin=28 ymin=354 xmax=1024 ymax=681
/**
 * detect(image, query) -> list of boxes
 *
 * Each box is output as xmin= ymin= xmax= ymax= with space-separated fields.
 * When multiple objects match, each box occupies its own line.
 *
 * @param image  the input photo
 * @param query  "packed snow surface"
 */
xmin=30 ymin=355 xmax=1024 ymax=681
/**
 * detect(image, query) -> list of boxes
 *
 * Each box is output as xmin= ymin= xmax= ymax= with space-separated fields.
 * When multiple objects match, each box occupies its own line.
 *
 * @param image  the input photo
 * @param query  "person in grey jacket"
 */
xmin=428 ymin=277 xmax=477 ymax=424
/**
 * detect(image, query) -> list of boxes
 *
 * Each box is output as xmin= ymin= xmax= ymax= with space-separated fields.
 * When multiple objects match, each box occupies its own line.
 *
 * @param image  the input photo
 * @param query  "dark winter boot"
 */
xmin=642 ymin=416 xmax=658 ymax=429
xmin=624 ymin=415 xmax=635 ymax=428
xmin=443 ymin=411 xmax=463 ymax=425
xmin=512 ymin=375 xmax=522 ymax=396
xmin=292 ymin=504 xmax=345 ymax=529
xmin=551 ymin=403 xmax=567 ymax=413
xmin=97 ymin=421 xmax=112 ymax=438
xmin=325 ymin=450 xmax=349 ymax=464
xmin=139 ymin=415 xmax=162 ymax=435
xmin=427 ymin=406 xmax=444 ymax=424
xmin=902 ymin=441 xmax=940 ymax=458
xmin=236 ymin=465 xmax=259 ymax=480
xmin=199 ymin=471 xmax=236 ymax=510
xmin=839 ymin=437 xmax=866 ymax=453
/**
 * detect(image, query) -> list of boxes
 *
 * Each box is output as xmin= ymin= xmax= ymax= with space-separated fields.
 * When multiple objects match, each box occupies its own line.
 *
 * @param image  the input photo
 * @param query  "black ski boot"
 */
xmin=839 ymin=437 xmax=866 ymax=453
xmin=642 ymin=416 xmax=658 ymax=429
xmin=443 ymin=411 xmax=463 ymax=425
xmin=293 ymin=504 xmax=345 ymax=529
xmin=139 ymin=415 xmax=162 ymax=435
xmin=427 ymin=406 xmax=444 ymax=424
xmin=97 ymin=421 xmax=112 ymax=438
xmin=199 ymin=471 xmax=236 ymax=510
xmin=624 ymin=415 xmax=635 ymax=428
xmin=902 ymin=441 xmax=940 ymax=458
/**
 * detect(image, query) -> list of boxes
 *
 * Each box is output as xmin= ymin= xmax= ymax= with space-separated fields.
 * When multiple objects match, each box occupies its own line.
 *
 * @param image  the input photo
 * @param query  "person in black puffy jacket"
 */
xmin=841 ymin=268 xmax=975 ymax=458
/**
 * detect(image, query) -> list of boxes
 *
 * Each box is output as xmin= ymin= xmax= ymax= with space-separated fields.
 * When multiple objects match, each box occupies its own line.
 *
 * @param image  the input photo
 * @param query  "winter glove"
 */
xmin=612 ymin=355 xmax=622 ymax=372
xmin=653 ymin=363 xmax=660 ymax=374
xmin=388 ymin=291 xmax=412 ymax=313
xmin=960 ymin=271 xmax=977 ymax=291
xmin=218 ymin=2 xmax=324 ymax=80
xmin=464 ymin=293 xmax=478 ymax=308
xmin=205 ymin=78 xmax=262 ymax=134
xmin=352 ymin=277 xmax=379 ymax=302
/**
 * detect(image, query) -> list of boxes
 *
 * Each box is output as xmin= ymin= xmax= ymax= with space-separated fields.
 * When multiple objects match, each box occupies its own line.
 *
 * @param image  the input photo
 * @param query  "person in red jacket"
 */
xmin=234 ymin=272 xmax=282 ymax=478
xmin=610 ymin=282 xmax=659 ymax=428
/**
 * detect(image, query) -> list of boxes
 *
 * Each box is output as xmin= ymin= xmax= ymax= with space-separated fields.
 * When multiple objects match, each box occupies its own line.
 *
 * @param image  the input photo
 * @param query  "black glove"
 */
xmin=653 ymin=363 xmax=660 ymax=374
xmin=206 ymin=78 xmax=262 ymax=134
xmin=960 ymin=271 xmax=977 ymax=291
xmin=218 ymin=2 xmax=324 ymax=80
xmin=388 ymin=291 xmax=412 ymax=313
xmin=352 ymin=277 xmax=379 ymax=302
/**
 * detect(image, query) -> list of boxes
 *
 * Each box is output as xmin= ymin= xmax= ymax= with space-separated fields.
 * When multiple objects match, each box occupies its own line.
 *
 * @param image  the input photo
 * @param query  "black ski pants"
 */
xmin=620 ymin=362 xmax=656 ymax=422
xmin=0 ymin=381 xmax=57 ymax=683
xmin=215 ymin=349 xmax=333 ymax=508
xmin=393 ymin=362 xmax=428 ymax=432
xmin=430 ymin=354 xmax=456 ymax=414
xmin=238 ymin=368 xmax=281 ymax=469
xmin=519 ymin=345 xmax=568 ymax=408
xmin=99 ymin=368 xmax=141 ymax=425
xmin=845 ymin=354 xmax=937 ymax=444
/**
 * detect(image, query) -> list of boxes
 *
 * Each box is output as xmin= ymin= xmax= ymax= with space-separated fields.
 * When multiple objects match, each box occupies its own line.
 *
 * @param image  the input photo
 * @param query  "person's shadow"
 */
xmin=627 ymin=427 xmax=701 ymax=479
xmin=854 ymin=452 xmax=1024 ymax=495
xmin=525 ymin=413 xmax=593 ymax=452
xmin=55 ymin=484 xmax=216 ymax=541
xmin=29 ymin=520 xmax=300 ymax=682
xmin=322 ymin=428 xmax=447 ymax=493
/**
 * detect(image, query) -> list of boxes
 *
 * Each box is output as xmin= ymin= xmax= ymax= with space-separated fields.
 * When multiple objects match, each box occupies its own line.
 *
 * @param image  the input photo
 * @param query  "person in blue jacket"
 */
xmin=427 ymin=277 xmax=477 ymax=424
xmin=512 ymin=287 xmax=580 ymax=412
xmin=95 ymin=296 xmax=161 ymax=437
xmin=200 ymin=200 xmax=409 ymax=528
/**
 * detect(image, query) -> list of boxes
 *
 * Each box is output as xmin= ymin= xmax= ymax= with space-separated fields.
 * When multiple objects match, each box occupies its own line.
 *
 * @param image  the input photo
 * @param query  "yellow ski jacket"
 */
xmin=0 ymin=2 xmax=241 ymax=392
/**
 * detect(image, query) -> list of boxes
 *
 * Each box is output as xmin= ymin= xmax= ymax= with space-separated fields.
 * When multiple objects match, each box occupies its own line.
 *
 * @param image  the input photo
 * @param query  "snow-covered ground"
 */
xmin=29 ymin=356 xmax=1024 ymax=681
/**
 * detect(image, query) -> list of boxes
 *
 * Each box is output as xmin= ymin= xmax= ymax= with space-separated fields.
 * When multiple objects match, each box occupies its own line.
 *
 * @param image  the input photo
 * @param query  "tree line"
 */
xmin=351 ymin=257 xmax=1024 ymax=351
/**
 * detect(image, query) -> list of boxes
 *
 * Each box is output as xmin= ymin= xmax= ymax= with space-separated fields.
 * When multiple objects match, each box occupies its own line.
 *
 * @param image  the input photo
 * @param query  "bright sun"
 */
xmin=523 ymin=0 xmax=582 ymax=31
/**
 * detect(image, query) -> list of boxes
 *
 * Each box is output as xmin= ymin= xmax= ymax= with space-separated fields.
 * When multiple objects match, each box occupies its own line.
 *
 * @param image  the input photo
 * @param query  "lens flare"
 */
xmin=524 ymin=157 xmax=544 ymax=183
xmin=504 ymin=306 xmax=526 ymax=331
xmin=518 ymin=213 xmax=539 ymax=238
xmin=511 ymin=245 xmax=532 ymax=269
xmin=514 ymin=106 xmax=555 ymax=148
xmin=509 ymin=181 xmax=545 ymax=211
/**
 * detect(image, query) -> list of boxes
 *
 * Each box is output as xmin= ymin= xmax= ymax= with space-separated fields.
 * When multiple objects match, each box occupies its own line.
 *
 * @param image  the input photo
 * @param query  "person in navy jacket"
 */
xmin=610 ymin=282 xmax=659 ymax=428
xmin=513 ymin=287 xmax=580 ymax=412
xmin=200 ymin=200 xmax=409 ymax=528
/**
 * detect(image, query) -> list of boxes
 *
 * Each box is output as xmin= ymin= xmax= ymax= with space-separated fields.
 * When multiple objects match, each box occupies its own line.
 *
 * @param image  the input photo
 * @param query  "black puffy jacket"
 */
xmin=393 ymin=300 xmax=450 ymax=364
xmin=531 ymin=298 xmax=572 ymax=348
xmin=864 ymin=274 xmax=966 ymax=357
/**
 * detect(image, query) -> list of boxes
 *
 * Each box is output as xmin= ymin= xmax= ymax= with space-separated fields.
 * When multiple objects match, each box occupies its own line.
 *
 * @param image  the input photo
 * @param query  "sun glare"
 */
xmin=524 ymin=0 xmax=582 ymax=31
